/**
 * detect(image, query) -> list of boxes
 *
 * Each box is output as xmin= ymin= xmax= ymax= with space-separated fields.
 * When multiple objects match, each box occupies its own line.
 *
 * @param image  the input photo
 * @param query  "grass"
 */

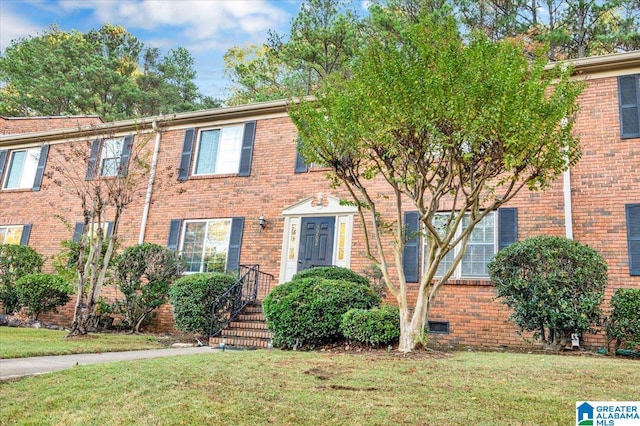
xmin=1 ymin=348 xmax=638 ymax=425
xmin=0 ymin=327 xmax=164 ymax=358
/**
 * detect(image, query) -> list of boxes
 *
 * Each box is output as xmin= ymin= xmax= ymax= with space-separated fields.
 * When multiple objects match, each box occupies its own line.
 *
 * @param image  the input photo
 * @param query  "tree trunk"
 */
xmin=397 ymin=300 xmax=428 ymax=353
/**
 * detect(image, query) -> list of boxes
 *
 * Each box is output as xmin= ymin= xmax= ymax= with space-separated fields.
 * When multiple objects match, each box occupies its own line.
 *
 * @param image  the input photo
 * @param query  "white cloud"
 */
xmin=0 ymin=9 xmax=44 ymax=50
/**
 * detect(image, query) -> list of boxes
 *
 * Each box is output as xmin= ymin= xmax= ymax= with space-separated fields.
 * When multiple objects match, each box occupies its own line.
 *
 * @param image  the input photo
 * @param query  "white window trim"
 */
xmin=192 ymin=124 xmax=244 ymax=177
xmin=2 ymin=148 xmax=40 ymax=189
xmin=179 ymin=218 xmax=233 ymax=274
xmin=423 ymin=211 xmax=497 ymax=280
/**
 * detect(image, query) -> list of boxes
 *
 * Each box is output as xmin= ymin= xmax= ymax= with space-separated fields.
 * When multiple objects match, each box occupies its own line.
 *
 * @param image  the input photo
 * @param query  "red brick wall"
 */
xmin=1 ymin=116 xmax=103 ymax=135
xmin=8 ymin=70 xmax=640 ymax=350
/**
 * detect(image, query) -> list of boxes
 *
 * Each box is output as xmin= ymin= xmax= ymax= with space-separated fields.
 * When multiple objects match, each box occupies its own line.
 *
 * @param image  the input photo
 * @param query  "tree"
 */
xmin=112 ymin=243 xmax=184 ymax=333
xmin=488 ymin=236 xmax=608 ymax=350
xmin=49 ymin=131 xmax=152 ymax=335
xmin=290 ymin=12 xmax=583 ymax=352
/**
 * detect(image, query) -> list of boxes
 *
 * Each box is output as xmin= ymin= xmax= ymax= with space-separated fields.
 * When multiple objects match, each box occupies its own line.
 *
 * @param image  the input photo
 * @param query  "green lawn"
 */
xmin=1 ymin=345 xmax=638 ymax=425
xmin=0 ymin=327 xmax=164 ymax=358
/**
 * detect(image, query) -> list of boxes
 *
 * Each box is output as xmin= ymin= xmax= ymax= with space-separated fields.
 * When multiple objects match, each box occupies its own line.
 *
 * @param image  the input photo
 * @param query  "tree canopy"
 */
xmin=0 ymin=24 xmax=220 ymax=121
xmin=289 ymin=11 xmax=584 ymax=352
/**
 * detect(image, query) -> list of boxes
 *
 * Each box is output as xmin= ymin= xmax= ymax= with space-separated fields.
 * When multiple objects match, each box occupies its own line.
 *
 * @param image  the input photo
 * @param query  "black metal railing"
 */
xmin=208 ymin=264 xmax=274 ymax=337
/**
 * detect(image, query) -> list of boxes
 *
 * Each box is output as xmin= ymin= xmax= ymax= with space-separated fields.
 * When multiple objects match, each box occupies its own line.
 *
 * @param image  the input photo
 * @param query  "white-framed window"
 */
xmin=180 ymin=219 xmax=233 ymax=273
xmin=0 ymin=225 xmax=25 ymax=245
xmin=192 ymin=125 xmax=244 ymax=176
xmin=2 ymin=148 xmax=40 ymax=189
xmin=99 ymin=137 xmax=125 ymax=177
xmin=425 ymin=211 xmax=496 ymax=279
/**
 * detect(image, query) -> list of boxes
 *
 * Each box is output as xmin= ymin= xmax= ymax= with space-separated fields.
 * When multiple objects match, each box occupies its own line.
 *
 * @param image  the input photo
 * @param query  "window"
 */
xmin=72 ymin=222 xmax=114 ymax=242
xmin=627 ymin=204 xmax=640 ymax=276
xmin=1 ymin=145 xmax=49 ymax=191
xmin=0 ymin=225 xmax=30 ymax=245
xmin=193 ymin=126 xmax=244 ymax=176
xmin=86 ymin=136 xmax=133 ymax=179
xmin=177 ymin=121 xmax=256 ymax=181
xmin=423 ymin=212 xmax=497 ymax=279
xmin=618 ymin=74 xmax=640 ymax=139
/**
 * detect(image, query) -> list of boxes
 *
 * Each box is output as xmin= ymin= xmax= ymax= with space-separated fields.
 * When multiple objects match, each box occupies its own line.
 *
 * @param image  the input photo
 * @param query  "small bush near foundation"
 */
xmin=169 ymin=273 xmax=236 ymax=335
xmin=0 ymin=244 xmax=44 ymax=314
xmin=341 ymin=304 xmax=400 ymax=347
xmin=14 ymin=273 xmax=73 ymax=320
xmin=606 ymin=288 xmax=640 ymax=353
xmin=489 ymin=235 xmax=607 ymax=350
xmin=263 ymin=277 xmax=380 ymax=349
xmin=292 ymin=266 xmax=371 ymax=287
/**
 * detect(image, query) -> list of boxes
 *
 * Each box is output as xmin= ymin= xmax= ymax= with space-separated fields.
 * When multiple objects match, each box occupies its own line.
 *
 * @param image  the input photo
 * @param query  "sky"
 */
xmin=0 ymin=0 xmax=356 ymax=101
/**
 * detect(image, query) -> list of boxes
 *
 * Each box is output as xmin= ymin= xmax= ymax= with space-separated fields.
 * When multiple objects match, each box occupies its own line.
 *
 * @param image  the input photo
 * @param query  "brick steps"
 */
xmin=209 ymin=302 xmax=272 ymax=349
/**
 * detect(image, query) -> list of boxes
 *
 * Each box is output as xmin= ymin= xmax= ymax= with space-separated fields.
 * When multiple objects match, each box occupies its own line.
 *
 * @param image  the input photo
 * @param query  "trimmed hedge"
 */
xmin=606 ymin=288 xmax=640 ymax=353
xmin=0 ymin=244 xmax=44 ymax=314
xmin=14 ymin=273 xmax=73 ymax=320
xmin=341 ymin=304 xmax=400 ymax=347
xmin=263 ymin=277 xmax=380 ymax=349
xmin=169 ymin=273 xmax=236 ymax=335
xmin=292 ymin=266 xmax=371 ymax=287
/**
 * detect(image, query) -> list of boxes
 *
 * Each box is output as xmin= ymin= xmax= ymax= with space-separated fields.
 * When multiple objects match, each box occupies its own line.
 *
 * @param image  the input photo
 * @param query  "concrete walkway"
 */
xmin=0 ymin=346 xmax=217 ymax=381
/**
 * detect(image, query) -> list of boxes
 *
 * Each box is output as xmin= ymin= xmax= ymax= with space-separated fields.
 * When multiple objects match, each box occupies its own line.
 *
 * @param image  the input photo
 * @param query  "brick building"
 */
xmin=1 ymin=51 xmax=639 ymax=348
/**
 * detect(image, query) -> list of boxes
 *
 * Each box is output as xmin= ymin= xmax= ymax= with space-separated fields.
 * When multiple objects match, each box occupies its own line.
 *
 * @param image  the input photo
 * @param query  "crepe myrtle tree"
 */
xmin=289 ymin=12 xmax=584 ymax=352
xmin=50 ymin=129 xmax=152 ymax=336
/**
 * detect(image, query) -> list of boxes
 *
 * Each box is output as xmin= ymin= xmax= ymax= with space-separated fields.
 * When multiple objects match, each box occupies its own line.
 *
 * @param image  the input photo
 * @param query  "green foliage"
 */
xmin=340 ymin=304 xmax=400 ymax=347
xmin=292 ymin=266 xmax=371 ymax=286
xmin=489 ymin=236 xmax=608 ymax=349
xmin=262 ymin=277 xmax=380 ymax=349
xmin=14 ymin=273 xmax=73 ymax=320
xmin=0 ymin=244 xmax=44 ymax=314
xmin=606 ymin=288 xmax=640 ymax=352
xmin=169 ymin=273 xmax=236 ymax=335
xmin=112 ymin=243 xmax=184 ymax=332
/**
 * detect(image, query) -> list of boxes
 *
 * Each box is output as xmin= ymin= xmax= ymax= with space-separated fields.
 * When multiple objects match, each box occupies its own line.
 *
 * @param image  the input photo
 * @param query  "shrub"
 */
xmin=14 ymin=273 xmax=73 ymax=320
xmin=169 ymin=273 xmax=236 ymax=335
xmin=263 ymin=277 xmax=380 ymax=349
xmin=292 ymin=266 xmax=371 ymax=287
xmin=341 ymin=304 xmax=400 ymax=347
xmin=488 ymin=235 xmax=608 ymax=350
xmin=0 ymin=244 xmax=44 ymax=314
xmin=112 ymin=243 xmax=184 ymax=333
xmin=606 ymin=288 xmax=640 ymax=353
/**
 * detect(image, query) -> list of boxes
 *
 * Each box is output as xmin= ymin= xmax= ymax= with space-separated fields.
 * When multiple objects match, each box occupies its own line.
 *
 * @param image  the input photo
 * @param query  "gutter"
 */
xmin=138 ymin=120 xmax=162 ymax=244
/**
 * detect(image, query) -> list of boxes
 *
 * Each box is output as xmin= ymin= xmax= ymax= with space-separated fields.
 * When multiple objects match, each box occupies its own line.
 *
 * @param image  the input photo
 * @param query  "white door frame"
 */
xmin=279 ymin=193 xmax=357 ymax=283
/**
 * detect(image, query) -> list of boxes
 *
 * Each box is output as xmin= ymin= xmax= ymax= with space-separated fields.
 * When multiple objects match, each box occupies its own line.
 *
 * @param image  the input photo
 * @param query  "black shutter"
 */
xmin=0 ymin=150 xmax=7 ymax=178
xmin=85 ymin=139 xmax=102 ymax=180
xmin=226 ymin=217 xmax=244 ymax=273
xmin=238 ymin=121 xmax=256 ymax=177
xmin=19 ymin=224 xmax=32 ymax=245
xmin=294 ymin=138 xmax=308 ymax=173
xmin=403 ymin=211 xmax=420 ymax=283
xmin=618 ymin=75 xmax=640 ymax=139
xmin=118 ymin=135 xmax=134 ymax=177
xmin=167 ymin=219 xmax=182 ymax=251
xmin=626 ymin=204 xmax=640 ymax=276
xmin=32 ymin=144 xmax=49 ymax=191
xmin=498 ymin=208 xmax=518 ymax=250
xmin=178 ymin=129 xmax=195 ymax=181
xmin=73 ymin=222 xmax=84 ymax=242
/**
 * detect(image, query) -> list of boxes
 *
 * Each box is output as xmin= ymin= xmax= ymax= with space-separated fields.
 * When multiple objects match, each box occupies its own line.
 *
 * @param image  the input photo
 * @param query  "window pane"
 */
xmin=0 ymin=226 xmax=23 ymax=245
xmin=182 ymin=222 xmax=206 ymax=273
xmin=4 ymin=149 xmax=39 ymax=189
xmin=216 ymin=125 xmax=244 ymax=174
xmin=195 ymin=130 xmax=220 ymax=175
xmin=203 ymin=219 xmax=232 ymax=272
xmin=100 ymin=138 xmax=124 ymax=177
xmin=461 ymin=212 xmax=495 ymax=277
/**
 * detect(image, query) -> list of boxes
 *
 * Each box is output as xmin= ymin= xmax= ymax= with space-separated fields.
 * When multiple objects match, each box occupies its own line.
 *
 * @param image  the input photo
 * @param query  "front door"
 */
xmin=297 ymin=217 xmax=335 ymax=271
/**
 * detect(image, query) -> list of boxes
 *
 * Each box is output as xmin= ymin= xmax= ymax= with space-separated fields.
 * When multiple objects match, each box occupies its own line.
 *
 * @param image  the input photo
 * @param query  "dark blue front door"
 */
xmin=297 ymin=217 xmax=335 ymax=271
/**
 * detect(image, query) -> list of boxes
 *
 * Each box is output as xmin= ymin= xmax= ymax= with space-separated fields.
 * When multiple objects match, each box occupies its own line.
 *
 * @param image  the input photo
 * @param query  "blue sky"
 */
xmin=0 ymin=0 xmax=368 ymax=100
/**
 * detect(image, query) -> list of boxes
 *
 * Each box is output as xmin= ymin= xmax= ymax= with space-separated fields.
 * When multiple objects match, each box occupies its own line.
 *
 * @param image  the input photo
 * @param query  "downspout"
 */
xmin=563 ymin=166 xmax=574 ymax=240
xmin=138 ymin=120 xmax=162 ymax=244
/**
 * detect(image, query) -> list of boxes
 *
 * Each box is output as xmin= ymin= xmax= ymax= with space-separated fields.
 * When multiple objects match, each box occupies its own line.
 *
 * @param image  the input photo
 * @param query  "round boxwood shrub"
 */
xmin=341 ymin=304 xmax=400 ymax=347
xmin=262 ymin=277 xmax=380 ymax=349
xmin=169 ymin=273 xmax=236 ymax=335
xmin=606 ymin=288 xmax=640 ymax=353
xmin=0 ymin=244 xmax=44 ymax=314
xmin=488 ymin=235 xmax=607 ymax=350
xmin=14 ymin=273 xmax=73 ymax=320
xmin=292 ymin=266 xmax=371 ymax=287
